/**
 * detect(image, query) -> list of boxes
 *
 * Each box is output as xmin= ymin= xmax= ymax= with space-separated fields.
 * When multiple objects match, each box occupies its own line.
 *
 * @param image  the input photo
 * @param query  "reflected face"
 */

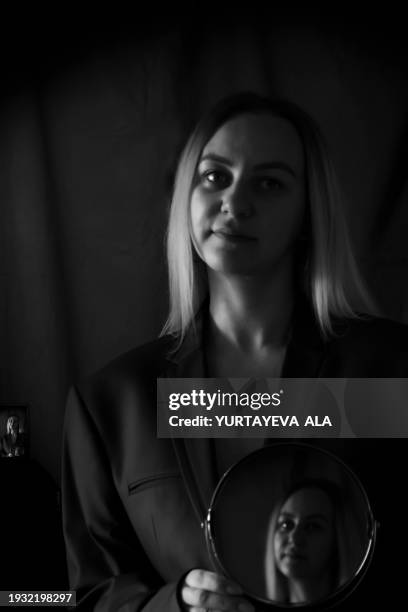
xmin=190 ymin=113 xmax=306 ymax=276
xmin=273 ymin=487 xmax=336 ymax=582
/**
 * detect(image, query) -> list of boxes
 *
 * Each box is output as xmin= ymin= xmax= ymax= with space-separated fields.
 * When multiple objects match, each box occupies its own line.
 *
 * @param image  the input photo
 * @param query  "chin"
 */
xmin=202 ymin=252 xmax=260 ymax=276
xmin=203 ymin=246 xmax=292 ymax=278
xmin=209 ymin=262 xmax=279 ymax=278
xmin=208 ymin=262 xmax=260 ymax=276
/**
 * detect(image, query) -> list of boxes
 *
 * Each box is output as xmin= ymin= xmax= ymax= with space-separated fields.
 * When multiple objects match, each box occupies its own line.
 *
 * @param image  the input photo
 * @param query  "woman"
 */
xmin=62 ymin=92 xmax=408 ymax=611
xmin=1 ymin=415 xmax=25 ymax=457
xmin=264 ymin=479 xmax=364 ymax=604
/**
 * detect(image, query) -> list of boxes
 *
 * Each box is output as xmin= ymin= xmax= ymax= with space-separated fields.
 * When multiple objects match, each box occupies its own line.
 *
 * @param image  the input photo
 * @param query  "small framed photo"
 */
xmin=0 ymin=405 xmax=29 ymax=458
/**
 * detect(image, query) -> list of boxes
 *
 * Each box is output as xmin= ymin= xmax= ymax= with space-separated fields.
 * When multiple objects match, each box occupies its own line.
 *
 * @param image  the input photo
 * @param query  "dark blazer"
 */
xmin=62 ymin=304 xmax=408 ymax=611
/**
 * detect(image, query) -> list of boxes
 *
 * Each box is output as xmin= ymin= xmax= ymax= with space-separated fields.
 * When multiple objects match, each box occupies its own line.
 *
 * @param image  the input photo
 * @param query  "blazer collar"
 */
xmin=163 ymin=302 xmax=209 ymax=380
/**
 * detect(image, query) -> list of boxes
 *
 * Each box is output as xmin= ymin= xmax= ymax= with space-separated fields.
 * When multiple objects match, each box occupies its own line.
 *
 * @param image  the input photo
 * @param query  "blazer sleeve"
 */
xmin=62 ymin=386 xmax=184 ymax=612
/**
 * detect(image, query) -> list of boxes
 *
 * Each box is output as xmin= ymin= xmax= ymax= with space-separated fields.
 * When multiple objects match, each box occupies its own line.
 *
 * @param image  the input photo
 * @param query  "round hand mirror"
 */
xmin=204 ymin=443 xmax=376 ymax=609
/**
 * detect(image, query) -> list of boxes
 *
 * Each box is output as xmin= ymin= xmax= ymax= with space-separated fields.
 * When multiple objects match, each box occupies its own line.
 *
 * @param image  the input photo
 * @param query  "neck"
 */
xmin=208 ymin=260 xmax=295 ymax=352
xmin=288 ymin=574 xmax=332 ymax=604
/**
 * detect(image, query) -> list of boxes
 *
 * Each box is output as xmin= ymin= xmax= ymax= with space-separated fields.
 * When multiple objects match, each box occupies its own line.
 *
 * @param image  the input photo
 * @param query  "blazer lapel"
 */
xmin=163 ymin=313 xmax=218 ymax=526
xmin=172 ymin=437 xmax=218 ymax=525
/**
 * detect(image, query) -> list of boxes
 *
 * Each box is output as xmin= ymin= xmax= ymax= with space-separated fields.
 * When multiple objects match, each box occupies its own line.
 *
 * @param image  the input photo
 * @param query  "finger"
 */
xmin=189 ymin=609 xmax=237 ymax=612
xmin=185 ymin=569 xmax=243 ymax=595
xmin=189 ymin=609 xmax=229 ymax=612
xmin=189 ymin=608 xmax=225 ymax=612
xmin=181 ymin=586 xmax=253 ymax=612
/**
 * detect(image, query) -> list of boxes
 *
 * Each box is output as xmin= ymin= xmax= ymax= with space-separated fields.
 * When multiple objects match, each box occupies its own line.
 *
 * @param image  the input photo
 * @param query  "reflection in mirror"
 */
xmin=267 ymin=479 xmax=363 ymax=604
xmin=205 ymin=444 xmax=375 ymax=608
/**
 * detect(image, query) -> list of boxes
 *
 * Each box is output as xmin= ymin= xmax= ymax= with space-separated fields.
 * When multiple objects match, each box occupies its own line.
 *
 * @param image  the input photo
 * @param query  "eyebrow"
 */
xmin=279 ymin=512 xmax=329 ymax=523
xmin=199 ymin=154 xmax=296 ymax=177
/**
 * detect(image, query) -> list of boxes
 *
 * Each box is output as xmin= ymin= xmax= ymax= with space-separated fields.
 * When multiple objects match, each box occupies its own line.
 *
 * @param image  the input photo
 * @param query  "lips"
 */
xmin=283 ymin=550 xmax=306 ymax=561
xmin=212 ymin=227 xmax=256 ymax=242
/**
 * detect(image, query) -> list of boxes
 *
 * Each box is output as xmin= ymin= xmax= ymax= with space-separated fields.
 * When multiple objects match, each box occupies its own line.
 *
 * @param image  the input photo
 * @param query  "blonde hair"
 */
xmin=6 ymin=415 xmax=19 ymax=435
xmin=161 ymin=92 xmax=374 ymax=342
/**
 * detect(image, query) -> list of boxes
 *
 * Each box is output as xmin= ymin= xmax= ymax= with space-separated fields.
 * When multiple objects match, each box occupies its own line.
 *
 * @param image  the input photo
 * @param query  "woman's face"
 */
xmin=190 ymin=113 xmax=306 ymax=276
xmin=273 ymin=487 xmax=336 ymax=582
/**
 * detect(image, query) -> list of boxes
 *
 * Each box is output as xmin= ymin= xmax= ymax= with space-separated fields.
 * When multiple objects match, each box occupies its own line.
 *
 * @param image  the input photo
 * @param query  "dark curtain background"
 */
xmin=1 ymin=11 xmax=407 ymax=485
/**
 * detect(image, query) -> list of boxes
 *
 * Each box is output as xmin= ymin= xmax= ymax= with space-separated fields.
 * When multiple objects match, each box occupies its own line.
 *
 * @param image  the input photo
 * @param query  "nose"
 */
xmin=220 ymin=181 xmax=253 ymax=218
xmin=288 ymin=525 xmax=305 ymax=547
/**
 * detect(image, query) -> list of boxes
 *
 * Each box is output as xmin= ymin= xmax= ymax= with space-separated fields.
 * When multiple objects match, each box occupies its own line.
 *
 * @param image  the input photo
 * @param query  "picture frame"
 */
xmin=0 ymin=405 xmax=29 ymax=458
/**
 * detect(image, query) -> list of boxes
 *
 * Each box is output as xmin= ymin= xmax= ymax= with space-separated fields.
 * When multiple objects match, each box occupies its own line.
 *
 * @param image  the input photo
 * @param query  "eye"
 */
xmin=200 ymin=169 xmax=231 ymax=190
xmin=254 ymin=176 xmax=285 ymax=192
xmin=304 ymin=522 xmax=324 ymax=533
xmin=277 ymin=518 xmax=295 ymax=533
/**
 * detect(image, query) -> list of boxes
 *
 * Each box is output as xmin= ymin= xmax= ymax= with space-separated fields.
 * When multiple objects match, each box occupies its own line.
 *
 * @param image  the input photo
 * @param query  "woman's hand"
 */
xmin=180 ymin=569 xmax=254 ymax=612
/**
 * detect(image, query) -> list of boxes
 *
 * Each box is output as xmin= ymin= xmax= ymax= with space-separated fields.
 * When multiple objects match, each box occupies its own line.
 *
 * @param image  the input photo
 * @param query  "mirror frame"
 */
xmin=204 ymin=442 xmax=378 ymax=610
